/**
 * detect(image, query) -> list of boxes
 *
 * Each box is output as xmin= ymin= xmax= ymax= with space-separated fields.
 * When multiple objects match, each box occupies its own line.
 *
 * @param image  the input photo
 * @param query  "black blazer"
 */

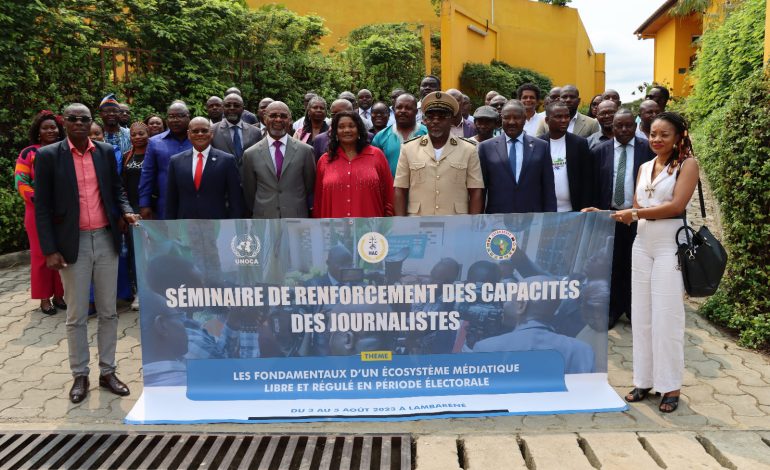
xmin=590 ymin=136 xmax=655 ymax=210
xmin=165 ymin=147 xmax=244 ymax=219
xmin=538 ymin=132 xmax=593 ymax=211
xmin=478 ymin=133 xmax=556 ymax=213
xmin=34 ymin=140 xmax=133 ymax=263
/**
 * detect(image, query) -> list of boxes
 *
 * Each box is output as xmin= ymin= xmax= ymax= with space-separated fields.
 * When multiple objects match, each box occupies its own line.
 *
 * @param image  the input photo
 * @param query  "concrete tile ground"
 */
xmin=1 ymin=259 xmax=769 ymax=468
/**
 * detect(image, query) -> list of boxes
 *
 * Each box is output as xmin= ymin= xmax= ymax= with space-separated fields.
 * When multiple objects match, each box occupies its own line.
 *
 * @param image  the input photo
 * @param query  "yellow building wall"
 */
xmin=245 ymin=0 xmax=439 ymax=49
xmin=246 ymin=0 xmax=603 ymax=97
xmin=653 ymin=14 xmax=701 ymax=97
xmin=440 ymin=3 xmax=498 ymax=91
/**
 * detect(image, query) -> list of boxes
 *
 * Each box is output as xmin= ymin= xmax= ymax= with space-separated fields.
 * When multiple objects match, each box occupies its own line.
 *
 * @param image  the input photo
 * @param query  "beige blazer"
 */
xmin=536 ymin=112 xmax=600 ymax=139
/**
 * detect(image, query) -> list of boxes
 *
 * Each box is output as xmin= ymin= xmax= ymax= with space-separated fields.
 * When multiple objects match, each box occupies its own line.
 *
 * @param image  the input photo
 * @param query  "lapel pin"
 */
xmin=212 ymin=158 xmax=217 ymax=161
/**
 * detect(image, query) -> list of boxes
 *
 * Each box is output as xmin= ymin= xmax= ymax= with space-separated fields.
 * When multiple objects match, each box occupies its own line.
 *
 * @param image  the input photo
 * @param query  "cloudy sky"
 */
xmin=569 ymin=0 xmax=664 ymax=102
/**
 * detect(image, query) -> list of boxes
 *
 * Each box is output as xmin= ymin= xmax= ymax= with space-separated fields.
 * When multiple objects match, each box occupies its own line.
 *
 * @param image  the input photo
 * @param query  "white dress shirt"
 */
xmin=266 ymin=134 xmax=289 ymax=174
xmin=524 ymin=113 xmax=545 ymax=137
xmin=191 ymin=146 xmax=211 ymax=175
xmin=567 ymin=114 xmax=578 ymax=133
xmin=507 ymin=134 xmax=525 ymax=181
xmin=549 ymin=135 xmax=571 ymax=212
xmin=612 ymin=138 xmax=635 ymax=209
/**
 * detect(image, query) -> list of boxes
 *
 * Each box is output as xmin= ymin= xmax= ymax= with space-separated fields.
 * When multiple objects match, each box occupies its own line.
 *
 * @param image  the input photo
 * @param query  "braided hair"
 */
xmin=652 ymin=111 xmax=694 ymax=175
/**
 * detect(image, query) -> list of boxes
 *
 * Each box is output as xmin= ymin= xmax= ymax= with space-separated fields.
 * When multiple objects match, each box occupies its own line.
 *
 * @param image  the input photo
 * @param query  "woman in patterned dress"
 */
xmin=14 ymin=111 xmax=66 ymax=314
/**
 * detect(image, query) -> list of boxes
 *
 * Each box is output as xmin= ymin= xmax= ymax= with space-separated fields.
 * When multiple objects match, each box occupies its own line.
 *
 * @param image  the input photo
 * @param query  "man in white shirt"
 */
xmin=536 ymin=85 xmax=600 ymax=138
xmin=540 ymin=101 xmax=592 ymax=212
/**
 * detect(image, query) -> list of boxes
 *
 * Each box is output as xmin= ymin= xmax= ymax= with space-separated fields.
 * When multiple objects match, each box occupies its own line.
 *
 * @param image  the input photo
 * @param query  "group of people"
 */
xmin=17 ymin=76 xmax=696 ymax=413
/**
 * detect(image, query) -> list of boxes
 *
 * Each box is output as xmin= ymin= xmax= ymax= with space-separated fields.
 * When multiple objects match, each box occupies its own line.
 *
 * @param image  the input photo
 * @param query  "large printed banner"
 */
xmin=126 ymin=213 xmax=627 ymax=424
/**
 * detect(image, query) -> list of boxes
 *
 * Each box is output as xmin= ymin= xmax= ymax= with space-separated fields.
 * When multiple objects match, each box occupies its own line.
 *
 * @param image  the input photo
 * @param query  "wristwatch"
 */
xmin=631 ymin=209 xmax=639 ymax=221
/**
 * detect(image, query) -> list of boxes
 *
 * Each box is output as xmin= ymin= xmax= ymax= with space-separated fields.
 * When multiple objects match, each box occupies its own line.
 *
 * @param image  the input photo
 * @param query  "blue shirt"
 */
xmin=371 ymin=123 xmax=428 ymax=176
xmin=138 ymin=129 xmax=192 ymax=219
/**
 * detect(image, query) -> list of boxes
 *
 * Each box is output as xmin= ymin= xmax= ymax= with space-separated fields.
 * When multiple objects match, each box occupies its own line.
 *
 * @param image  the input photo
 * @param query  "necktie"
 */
xmin=613 ymin=145 xmax=627 ymax=208
xmin=194 ymin=152 xmax=204 ymax=190
xmin=273 ymin=140 xmax=284 ymax=180
xmin=508 ymin=138 xmax=518 ymax=184
xmin=232 ymin=125 xmax=243 ymax=161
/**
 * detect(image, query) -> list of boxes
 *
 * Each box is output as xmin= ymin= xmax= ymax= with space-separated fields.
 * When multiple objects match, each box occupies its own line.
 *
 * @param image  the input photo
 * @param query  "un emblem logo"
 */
xmin=231 ymin=234 xmax=261 ymax=265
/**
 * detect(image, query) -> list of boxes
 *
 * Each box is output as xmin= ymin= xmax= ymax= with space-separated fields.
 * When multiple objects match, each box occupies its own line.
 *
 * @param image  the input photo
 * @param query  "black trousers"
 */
xmin=609 ymin=221 xmax=637 ymax=327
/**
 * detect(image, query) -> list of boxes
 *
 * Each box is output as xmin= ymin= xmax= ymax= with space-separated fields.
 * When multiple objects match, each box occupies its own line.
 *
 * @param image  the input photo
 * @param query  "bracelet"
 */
xmin=631 ymin=209 xmax=639 ymax=221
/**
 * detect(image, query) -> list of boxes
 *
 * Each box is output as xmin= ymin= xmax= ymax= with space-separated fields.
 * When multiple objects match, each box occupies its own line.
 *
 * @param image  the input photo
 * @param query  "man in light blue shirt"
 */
xmin=371 ymin=93 xmax=427 ymax=176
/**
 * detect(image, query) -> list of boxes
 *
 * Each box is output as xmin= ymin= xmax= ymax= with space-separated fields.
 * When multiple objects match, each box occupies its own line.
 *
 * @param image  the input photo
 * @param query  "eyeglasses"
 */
xmin=267 ymin=113 xmax=290 ymax=120
xmin=167 ymin=113 xmax=189 ymax=120
xmin=189 ymin=129 xmax=211 ymax=135
xmin=64 ymin=115 xmax=92 ymax=123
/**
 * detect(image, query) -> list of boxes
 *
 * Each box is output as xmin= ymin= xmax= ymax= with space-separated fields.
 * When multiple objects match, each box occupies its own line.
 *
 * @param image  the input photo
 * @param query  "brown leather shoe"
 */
xmin=69 ymin=375 xmax=89 ymax=403
xmin=99 ymin=373 xmax=130 ymax=396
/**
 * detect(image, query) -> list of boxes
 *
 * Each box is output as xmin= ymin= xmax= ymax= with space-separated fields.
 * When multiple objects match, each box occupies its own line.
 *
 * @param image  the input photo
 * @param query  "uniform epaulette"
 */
xmin=458 ymin=136 xmax=477 ymax=146
xmin=404 ymin=135 xmax=423 ymax=144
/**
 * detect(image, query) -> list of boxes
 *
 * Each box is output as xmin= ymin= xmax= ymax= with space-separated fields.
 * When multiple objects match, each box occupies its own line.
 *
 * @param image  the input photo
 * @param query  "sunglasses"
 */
xmin=64 ymin=115 xmax=93 ymax=123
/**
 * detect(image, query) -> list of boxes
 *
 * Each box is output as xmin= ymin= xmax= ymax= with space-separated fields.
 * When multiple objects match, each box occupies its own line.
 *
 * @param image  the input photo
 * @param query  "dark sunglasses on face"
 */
xmin=64 ymin=115 xmax=92 ymax=123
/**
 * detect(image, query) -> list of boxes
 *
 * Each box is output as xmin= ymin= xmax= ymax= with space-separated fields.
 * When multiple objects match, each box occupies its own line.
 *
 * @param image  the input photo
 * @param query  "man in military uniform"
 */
xmin=393 ymin=91 xmax=484 ymax=216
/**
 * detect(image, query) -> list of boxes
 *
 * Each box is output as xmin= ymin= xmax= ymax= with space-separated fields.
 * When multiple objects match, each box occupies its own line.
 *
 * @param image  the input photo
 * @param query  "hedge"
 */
xmin=694 ymin=70 xmax=770 ymax=348
xmin=459 ymin=60 xmax=552 ymax=108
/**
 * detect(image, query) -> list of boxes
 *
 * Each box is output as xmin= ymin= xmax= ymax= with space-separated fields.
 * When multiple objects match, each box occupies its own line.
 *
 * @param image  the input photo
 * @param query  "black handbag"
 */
xmin=675 ymin=180 xmax=727 ymax=297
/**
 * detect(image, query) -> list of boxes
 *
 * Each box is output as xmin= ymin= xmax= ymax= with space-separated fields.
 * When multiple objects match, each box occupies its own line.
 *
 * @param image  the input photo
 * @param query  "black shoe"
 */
xmin=69 ymin=376 xmax=89 ymax=403
xmin=625 ymin=387 xmax=652 ymax=403
xmin=659 ymin=393 xmax=680 ymax=413
xmin=99 ymin=373 xmax=130 ymax=396
xmin=40 ymin=301 xmax=56 ymax=315
xmin=52 ymin=298 xmax=67 ymax=310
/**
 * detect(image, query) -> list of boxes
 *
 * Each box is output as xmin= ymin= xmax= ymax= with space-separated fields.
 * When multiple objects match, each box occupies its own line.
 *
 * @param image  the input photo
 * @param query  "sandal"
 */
xmin=625 ymin=387 xmax=652 ymax=402
xmin=659 ymin=393 xmax=679 ymax=413
xmin=52 ymin=297 xmax=67 ymax=310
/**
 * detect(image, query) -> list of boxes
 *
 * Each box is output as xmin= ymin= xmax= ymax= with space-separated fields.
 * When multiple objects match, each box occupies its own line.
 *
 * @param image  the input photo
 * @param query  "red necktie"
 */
xmin=194 ymin=152 xmax=203 ymax=190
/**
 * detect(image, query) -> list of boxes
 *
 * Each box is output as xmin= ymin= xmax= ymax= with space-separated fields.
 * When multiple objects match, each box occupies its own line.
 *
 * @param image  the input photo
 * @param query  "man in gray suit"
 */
xmin=211 ymin=93 xmax=262 ymax=166
xmin=536 ymin=85 xmax=600 ymax=138
xmin=241 ymin=101 xmax=315 ymax=218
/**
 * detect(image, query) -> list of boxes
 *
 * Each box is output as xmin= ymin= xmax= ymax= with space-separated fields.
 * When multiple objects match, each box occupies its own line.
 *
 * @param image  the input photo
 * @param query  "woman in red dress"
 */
xmin=14 ymin=111 xmax=65 ymax=314
xmin=313 ymin=111 xmax=394 ymax=218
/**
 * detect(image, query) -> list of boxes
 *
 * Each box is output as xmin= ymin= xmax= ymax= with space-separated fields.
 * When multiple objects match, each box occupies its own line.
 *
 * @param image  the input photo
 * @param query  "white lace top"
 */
xmin=635 ymin=157 xmax=677 ymax=208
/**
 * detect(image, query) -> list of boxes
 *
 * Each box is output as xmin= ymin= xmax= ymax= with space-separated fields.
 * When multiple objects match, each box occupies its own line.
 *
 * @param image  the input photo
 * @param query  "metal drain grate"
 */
xmin=0 ymin=432 xmax=411 ymax=470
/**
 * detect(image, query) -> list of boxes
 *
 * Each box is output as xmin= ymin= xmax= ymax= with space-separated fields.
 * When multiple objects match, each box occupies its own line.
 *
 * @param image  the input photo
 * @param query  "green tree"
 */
xmin=338 ymin=23 xmax=425 ymax=100
xmin=459 ymin=60 xmax=552 ymax=107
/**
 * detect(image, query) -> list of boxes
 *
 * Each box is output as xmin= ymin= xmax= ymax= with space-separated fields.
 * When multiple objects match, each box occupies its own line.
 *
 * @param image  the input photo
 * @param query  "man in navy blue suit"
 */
xmin=587 ymin=109 xmax=654 ymax=327
xmin=165 ymin=117 xmax=243 ymax=220
xmin=478 ymin=100 xmax=556 ymax=213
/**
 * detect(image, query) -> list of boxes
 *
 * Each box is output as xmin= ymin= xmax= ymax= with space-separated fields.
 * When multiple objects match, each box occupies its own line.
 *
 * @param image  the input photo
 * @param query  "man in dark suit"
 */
xmin=34 ymin=103 xmax=139 ymax=404
xmin=165 ymin=117 xmax=243 ymax=219
xmin=241 ymin=101 xmax=316 ymax=218
xmin=538 ymin=101 xmax=592 ymax=211
xmin=588 ymin=108 xmax=654 ymax=327
xmin=211 ymin=93 xmax=262 ymax=167
xmin=478 ymin=100 xmax=556 ymax=213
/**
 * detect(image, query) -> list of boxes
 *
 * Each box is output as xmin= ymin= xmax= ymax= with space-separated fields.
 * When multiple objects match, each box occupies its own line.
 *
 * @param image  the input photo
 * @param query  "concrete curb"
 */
xmin=0 ymin=250 xmax=29 ymax=269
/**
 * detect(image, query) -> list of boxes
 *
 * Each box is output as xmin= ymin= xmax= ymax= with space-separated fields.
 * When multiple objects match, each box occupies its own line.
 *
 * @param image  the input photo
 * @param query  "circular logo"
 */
xmin=486 ymin=230 xmax=517 ymax=260
xmin=231 ymin=234 xmax=261 ymax=258
xmin=357 ymin=232 xmax=389 ymax=264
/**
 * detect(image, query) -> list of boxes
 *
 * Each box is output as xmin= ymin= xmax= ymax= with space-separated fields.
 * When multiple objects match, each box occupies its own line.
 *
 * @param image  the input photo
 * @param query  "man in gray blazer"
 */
xmin=241 ymin=101 xmax=315 ymax=218
xmin=536 ymin=85 xmax=600 ymax=138
xmin=211 ymin=93 xmax=263 ymax=166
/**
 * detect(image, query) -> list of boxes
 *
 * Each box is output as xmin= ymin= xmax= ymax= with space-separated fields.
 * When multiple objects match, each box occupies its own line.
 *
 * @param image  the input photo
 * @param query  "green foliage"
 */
xmin=338 ymin=23 xmax=425 ymax=100
xmin=459 ymin=60 xmax=552 ymax=108
xmin=694 ymin=69 xmax=770 ymax=349
xmin=0 ymin=188 xmax=26 ymax=253
xmin=687 ymin=0 xmax=765 ymax=122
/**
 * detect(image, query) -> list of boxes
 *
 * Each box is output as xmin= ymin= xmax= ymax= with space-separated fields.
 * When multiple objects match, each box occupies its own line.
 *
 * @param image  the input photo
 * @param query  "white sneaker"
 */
xmin=131 ymin=298 xmax=140 ymax=311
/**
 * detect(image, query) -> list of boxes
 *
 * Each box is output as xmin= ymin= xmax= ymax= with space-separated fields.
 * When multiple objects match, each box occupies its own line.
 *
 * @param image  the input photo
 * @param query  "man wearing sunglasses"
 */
xmin=34 ymin=103 xmax=140 ymax=404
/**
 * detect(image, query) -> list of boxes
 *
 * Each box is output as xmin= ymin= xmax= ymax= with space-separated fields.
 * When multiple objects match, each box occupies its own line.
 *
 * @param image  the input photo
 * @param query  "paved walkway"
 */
xmin=1 ymin=260 xmax=769 ymax=468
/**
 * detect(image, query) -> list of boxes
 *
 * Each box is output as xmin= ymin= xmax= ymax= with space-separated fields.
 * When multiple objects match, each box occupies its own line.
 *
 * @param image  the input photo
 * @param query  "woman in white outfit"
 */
xmin=610 ymin=112 xmax=699 ymax=413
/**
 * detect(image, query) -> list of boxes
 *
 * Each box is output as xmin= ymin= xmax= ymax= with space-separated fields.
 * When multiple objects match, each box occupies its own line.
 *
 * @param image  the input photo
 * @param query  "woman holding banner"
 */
xmin=610 ymin=112 xmax=698 ymax=413
xmin=313 ymin=111 xmax=394 ymax=218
